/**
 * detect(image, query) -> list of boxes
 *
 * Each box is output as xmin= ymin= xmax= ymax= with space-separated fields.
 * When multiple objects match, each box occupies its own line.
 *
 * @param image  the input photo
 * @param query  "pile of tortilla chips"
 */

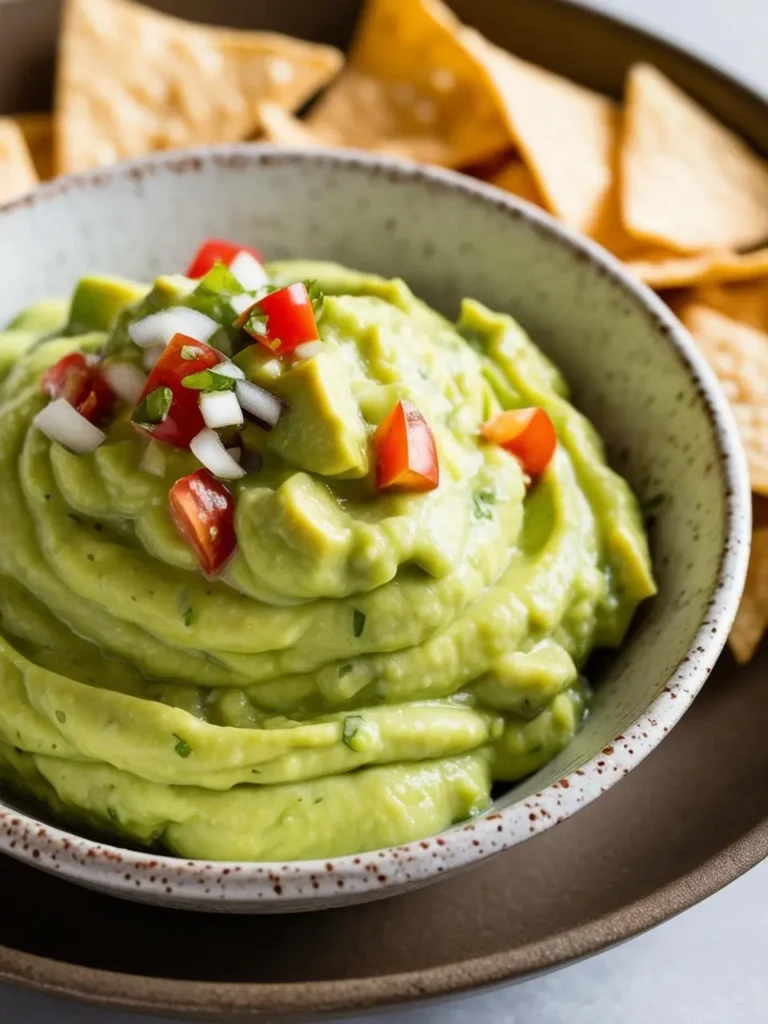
xmin=0 ymin=0 xmax=766 ymax=661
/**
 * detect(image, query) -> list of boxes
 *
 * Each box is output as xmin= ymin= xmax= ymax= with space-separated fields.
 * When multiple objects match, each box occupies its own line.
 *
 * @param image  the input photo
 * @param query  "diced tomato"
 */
xmin=481 ymin=407 xmax=557 ymax=476
xmin=169 ymin=468 xmax=237 ymax=574
xmin=237 ymin=283 xmax=319 ymax=356
xmin=186 ymin=239 xmax=263 ymax=279
xmin=41 ymin=353 xmax=92 ymax=408
xmin=41 ymin=353 xmax=116 ymax=424
xmin=132 ymin=334 xmax=224 ymax=449
xmin=374 ymin=400 xmax=439 ymax=492
xmin=76 ymin=372 xmax=116 ymax=425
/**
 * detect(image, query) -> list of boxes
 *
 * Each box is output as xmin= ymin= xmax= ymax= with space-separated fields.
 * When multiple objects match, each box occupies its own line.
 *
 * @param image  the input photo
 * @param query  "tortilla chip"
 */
xmin=680 ymin=303 xmax=768 ymax=495
xmin=729 ymin=527 xmax=768 ymax=663
xmin=488 ymin=160 xmax=544 ymax=207
xmin=626 ymin=248 xmax=768 ymax=290
xmin=258 ymin=104 xmax=331 ymax=149
xmin=0 ymin=119 xmax=39 ymax=204
xmin=307 ymin=0 xmax=510 ymax=168
xmin=56 ymin=0 xmax=343 ymax=174
xmin=690 ymin=279 xmax=768 ymax=335
xmin=622 ymin=64 xmax=768 ymax=254
xmin=13 ymin=113 xmax=55 ymax=180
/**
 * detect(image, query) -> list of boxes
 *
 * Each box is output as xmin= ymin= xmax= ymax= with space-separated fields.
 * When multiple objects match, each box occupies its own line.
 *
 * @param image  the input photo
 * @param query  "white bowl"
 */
xmin=0 ymin=146 xmax=751 ymax=912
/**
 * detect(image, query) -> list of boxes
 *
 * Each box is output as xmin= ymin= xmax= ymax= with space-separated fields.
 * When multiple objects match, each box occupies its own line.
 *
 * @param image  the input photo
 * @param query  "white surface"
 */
xmin=2 ymin=0 xmax=767 ymax=1019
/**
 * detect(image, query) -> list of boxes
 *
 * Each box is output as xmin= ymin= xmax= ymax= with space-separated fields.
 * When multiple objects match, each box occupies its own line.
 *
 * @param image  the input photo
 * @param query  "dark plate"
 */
xmin=0 ymin=0 xmax=766 ymax=1019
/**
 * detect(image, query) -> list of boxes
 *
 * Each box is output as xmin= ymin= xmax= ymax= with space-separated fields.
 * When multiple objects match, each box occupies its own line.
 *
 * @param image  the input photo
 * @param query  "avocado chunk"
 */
xmin=67 ymin=275 xmax=149 ymax=335
xmin=7 ymin=298 xmax=69 ymax=334
xmin=266 ymin=351 xmax=369 ymax=479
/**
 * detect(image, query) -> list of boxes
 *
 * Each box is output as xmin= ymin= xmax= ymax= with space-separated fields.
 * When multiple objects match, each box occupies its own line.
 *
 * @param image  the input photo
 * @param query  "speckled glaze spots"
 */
xmin=0 ymin=146 xmax=752 ymax=912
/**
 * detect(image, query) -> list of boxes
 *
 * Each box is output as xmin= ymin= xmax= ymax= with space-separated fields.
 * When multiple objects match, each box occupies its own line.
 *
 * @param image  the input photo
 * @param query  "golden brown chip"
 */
xmin=626 ymin=249 xmax=768 ymax=291
xmin=258 ymin=104 xmax=331 ymax=149
xmin=691 ymin=279 xmax=768 ymax=335
xmin=680 ymin=302 xmax=768 ymax=496
xmin=306 ymin=0 xmax=510 ymax=168
xmin=622 ymin=64 xmax=768 ymax=254
xmin=729 ymin=527 xmax=768 ymax=664
xmin=488 ymin=160 xmax=544 ymax=207
xmin=56 ymin=0 xmax=344 ymax=174
xmin=0 ymin=119 xmax=39 ymax=204
xmin=13 ymin=113 xmax=55 ymax=180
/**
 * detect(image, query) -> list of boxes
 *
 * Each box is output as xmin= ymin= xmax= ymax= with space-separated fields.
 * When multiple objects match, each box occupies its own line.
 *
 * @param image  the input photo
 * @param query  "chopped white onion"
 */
xmin=235 ymin=380 xmax=283 ymax=429
xmin=230 ymin=292 xmax=257 ymax=317
xmin=128 ymin=307 xmax=218 ymax=349
xmin=190 ymin=428 xmax=246 ymax=480
xmin=34 ymin=399 xmax=106 ymax=454
xmin=211 ymin=361 xmax=245 ymax=381
xmin=142 ymin=345 xmax=165 ymax=371
xmin=293 ymin=340 xmax=324 ymax=361
xmin=139 ymin=440 xmax=166 ymax=477
xmin=229 ymin=251 xmax=269 ymax=292
xmin=101 ymin=362 xmax=147 ymax=404
xmin=200 ymin=390 xmax=244 ymax=430
xmin=84 ymin=353 xmax=100 ymax=367
xmin=226 ymin=447 xmax=242 ymax=463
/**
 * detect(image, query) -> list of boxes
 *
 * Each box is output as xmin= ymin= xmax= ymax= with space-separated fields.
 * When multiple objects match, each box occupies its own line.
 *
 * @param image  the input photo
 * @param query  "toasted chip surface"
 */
xmin=0 ymin=119 xmax=39 ymax=204
xmin=680 ymin=303 xmax=768 ymax=495
xmin=56 ymin=0 xmax=343 ymax=174
xmin=489 ymin=160 xmax=544 ymax=206
xmin=307 ymin=0 xmax=510 ymax=168
xmin=13 ymin=113 xmax=55 ymax=180
xmin=622 ymin=64 xmax=768 ymax=254
xmin=691 ymin=279 xmax=768 ymax=335
xmin=626 ymin=249 xmax=768 ymax=290
xmin=729 ymin=527 xmax=768 ymax=664
xmin=258 ymin=104 xmax=330 ymax=148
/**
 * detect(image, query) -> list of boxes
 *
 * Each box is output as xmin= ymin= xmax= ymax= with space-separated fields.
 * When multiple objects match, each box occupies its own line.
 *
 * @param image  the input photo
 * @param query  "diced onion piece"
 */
xmin=230 ymin=292 xmax=257 ymax=317
xmin=200 ymin=390 xmax=244 ymax=430
xmin=142 ymin=345 xmax=165 ymax=371
xmin=139 ymin=440 xmax=167 ymax=477
xmin=128 ymin=307 xmax=218 ymax=349
xmin=235 ymin=380 xmax=283 ymax=429
xmin=211 ymin=361 xmax=245 ymax=381
xmin=229 ymin=251 xmax=269 ymax=292
xmin=190 ymin=428 xmax=246 ymax=480
xmin=101 ymin=362 xmax=147 ymax=404
xmin=84 ymin=353 xmax=100 ymax=367
xmin=34 ymin=398 xmax=106 ymax=454
xmin=294 ymin=340 xmax=324 ymax=361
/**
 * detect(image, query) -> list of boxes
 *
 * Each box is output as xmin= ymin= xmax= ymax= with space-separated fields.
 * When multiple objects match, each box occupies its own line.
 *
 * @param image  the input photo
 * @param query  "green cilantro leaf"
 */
xmin=353 ymin=609 xmax=366 ymax=638
xmin=173 ymin=734 xmax=192 ymax=758
xmin=131 ymin=386 xmax=173 ymax=429
xmin=342 ymin=715 xmax=365 ymax=751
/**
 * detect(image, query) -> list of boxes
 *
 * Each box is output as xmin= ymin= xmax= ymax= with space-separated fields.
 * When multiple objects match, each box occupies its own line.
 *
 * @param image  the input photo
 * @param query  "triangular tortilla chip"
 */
xmin=690 ymin=279 xmax=768 ymax=335
xmin=0 ymin=119 xmax=39 ymax=204
xmin=259 ymin=104 xmax=331 ymax=149
xmin=13 ymin=113 xmax=55 ymax=180
xmin=56 ymin=0 xmax=343 ymax=174
xmin=468 ymin=40 xmax=670 ymax=260
xmin=680 ymin=302 xmax=768 ymax=495
xmin=622 ymin=64 xmax=768 ymax=254
xmin=626 ymin=248 xmax=768 ymax=290
xmin=306 ymin=0 xmax=510 ymax=168
xmin=488 ymin=160 xmax=544 ymax=207
xmin=729 ymin=527 xmax=768 ymax=663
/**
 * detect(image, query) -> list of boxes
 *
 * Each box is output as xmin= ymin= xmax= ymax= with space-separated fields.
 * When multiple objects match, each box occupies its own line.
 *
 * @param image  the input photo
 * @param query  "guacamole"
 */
xmin=0 ymin=256 xmax=655 ymax=861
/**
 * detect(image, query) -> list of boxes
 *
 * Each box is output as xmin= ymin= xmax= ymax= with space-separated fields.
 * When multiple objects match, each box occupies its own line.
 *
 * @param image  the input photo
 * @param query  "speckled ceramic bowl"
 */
xmin=0 ymin=147 xmax=751 ymax=912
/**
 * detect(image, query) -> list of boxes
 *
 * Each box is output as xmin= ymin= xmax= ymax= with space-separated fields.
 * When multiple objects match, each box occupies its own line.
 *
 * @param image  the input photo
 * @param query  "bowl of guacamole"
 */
xmin=0 ymin=148 xmax=749 ymax=911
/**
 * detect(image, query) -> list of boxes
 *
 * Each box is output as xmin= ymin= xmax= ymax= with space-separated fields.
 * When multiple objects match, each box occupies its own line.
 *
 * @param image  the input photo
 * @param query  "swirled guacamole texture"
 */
xmin=0 ymin=262 xmax=655 ymax=861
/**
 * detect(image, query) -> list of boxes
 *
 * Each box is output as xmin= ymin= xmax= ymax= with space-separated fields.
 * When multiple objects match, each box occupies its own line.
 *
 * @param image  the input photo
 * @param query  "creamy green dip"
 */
xmin=0 ymin=262 xmax=655 ymax=861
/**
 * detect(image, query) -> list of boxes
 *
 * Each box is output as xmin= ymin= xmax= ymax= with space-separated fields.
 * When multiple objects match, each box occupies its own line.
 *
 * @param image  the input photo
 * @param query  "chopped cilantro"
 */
xmin=314 ymin=797 xmax=324 ymax=805
xmin=353 ymin=609 xmax=366 ymax=638
xmin=304 ymin=279 xmax=324 ymax=319
xmin=471 ymin=489 xmax=496 ymax=521
xmin=55 ymin=710 xmax=66 ymax=724
xmin=182 ymin=606 xmax=193 ymax=628
xmin=180 ymin=345 xmax=200 ymax=360
xmin=195 ymin=262 xmax=244 ymax=297
xmin=176 ymin=588 xmax=193 ymax=627
xmin=181 ymin=368 xmax=236 ymax=392
xmin=132 ymin=386 xmax=173 ymax=428
xmin=173 ymin=734 xmax=192 ymax=758
xmin=107 ymin=806 xmax=120 ymax=823
xmin=244 ymin=309 xmax=269 ymax=340
xmin=342 ymin=715 xmax=365 ymax=751
xmin=338 ymin=664 xmax=354 ymax=678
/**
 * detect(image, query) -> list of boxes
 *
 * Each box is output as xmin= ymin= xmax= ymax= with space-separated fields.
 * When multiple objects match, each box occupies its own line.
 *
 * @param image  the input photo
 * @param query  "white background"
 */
xmin=2 ymin=0 xmax=768 ymax=1020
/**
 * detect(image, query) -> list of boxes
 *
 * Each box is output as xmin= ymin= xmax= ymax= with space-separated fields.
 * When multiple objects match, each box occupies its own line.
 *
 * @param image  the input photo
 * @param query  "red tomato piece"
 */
xmin=186 ymin=239 xmax=263 ymax=279
xmin=132 ymin=333 xmax=224 ymax=449
xmin=41 ymin=353 xmax=92 ymax=408
xmin=374 ymin=400 xmax=439 ymax=492
xmin=76 ymin=372 xmax=116 ymax=425
xmin=169 ymin=468 xmax=237 ymax=574
xmin=239 ymin=283 xmax=319 ymax=356
xmin=480 ymin=407 xmax=557 ymax=476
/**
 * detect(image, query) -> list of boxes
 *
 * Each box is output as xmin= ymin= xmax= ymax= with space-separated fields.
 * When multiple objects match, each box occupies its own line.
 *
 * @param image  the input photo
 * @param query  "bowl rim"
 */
xmin=0 ymin=143 xmax=753 ymax=907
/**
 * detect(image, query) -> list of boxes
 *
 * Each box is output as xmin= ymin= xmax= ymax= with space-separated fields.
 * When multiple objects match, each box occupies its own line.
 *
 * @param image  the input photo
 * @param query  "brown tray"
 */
xmin=0 ymin=0 xmax=766 ymax=1019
